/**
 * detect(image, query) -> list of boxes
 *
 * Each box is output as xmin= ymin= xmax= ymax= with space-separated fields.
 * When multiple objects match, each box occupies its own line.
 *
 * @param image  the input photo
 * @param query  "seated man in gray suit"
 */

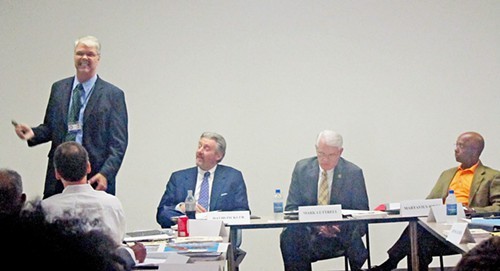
xmin=280 ymin=130 xmax=369 ymax=271
xmin=156 ymin=132 xmax=250 ymax=265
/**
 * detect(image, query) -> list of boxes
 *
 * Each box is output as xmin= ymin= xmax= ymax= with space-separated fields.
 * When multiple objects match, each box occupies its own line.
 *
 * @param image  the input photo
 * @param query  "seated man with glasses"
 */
xmin=280 ymin=130 xmax=369 ymax=271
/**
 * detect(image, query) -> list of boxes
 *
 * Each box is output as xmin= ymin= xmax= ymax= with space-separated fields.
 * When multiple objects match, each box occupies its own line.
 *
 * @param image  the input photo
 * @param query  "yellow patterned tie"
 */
xmin=318 ymin=170 xmax=329 ymax=205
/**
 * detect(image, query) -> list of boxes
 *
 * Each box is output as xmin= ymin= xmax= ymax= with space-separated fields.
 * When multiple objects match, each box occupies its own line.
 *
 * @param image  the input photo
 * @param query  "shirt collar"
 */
xmin=458 ymin=161 xmax=479 ymax=173
xmin=73 ymin=74 xmax=98 ymax=93
xmin=198 ymin=165 xmax=217 ymax=176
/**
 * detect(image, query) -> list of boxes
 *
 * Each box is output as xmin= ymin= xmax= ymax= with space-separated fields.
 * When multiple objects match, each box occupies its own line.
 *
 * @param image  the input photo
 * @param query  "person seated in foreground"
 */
xmin=0 ymin=168 xmax=27 ymax=217
xmin=41 ymin=141 xmax=146 ymax=267
xmin=454 ymin=235 xmax=500 ymax=271
xmin=1 ymin=199 xmax=131 ymax=271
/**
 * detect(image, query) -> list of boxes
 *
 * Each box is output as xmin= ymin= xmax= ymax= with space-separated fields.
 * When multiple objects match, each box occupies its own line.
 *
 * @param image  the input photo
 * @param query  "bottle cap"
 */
xmin=275 ymin=189 xmax=281 ymax=193
xmin=449 ymin=190 xmax=454 ymax=194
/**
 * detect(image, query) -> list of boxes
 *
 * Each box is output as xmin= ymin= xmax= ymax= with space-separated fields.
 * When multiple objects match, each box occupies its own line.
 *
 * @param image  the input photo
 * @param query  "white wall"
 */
xmin=1 ymin=1 xmax=499 ymax=270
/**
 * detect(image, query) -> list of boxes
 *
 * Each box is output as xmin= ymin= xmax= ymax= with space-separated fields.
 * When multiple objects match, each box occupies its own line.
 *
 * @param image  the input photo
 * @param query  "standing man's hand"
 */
xmin=13 ymin=122 xmax=34 ymax=140
xmin=88 ymin=173 xmax=108 ymax=191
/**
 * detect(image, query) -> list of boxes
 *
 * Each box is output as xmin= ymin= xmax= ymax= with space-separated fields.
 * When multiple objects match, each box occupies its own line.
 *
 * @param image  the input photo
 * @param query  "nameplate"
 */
xmin=298 ymin=204 xmax=342 ymax=222
xmin=188 ymin=219 xmax=226 ymax=238
xmin=428 ymin=203 xmax=466 ymax=223
xmin=400 ymin=199 xmax=442 ymax=217
xmin=446 ymin=223 xmax=475 ymax=245
xmin=206 ymin=210 xmax=250 ymax=225
xmin=428 ymin=205 xmax=447 ymax=223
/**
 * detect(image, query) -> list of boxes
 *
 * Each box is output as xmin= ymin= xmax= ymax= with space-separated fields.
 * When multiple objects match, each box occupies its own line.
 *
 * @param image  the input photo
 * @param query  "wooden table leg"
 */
xmin=409 ymin=221 xmax=419 ymax=271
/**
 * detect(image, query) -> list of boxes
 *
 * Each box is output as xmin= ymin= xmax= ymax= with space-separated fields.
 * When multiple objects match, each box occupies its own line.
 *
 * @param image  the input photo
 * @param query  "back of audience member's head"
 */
xmin=1 ymin=200 xmax=130 ymax=271
xmin=454 ymin=235 xmax=500 ymax=271
xmin=54 ymin=141 xmax=89 ymax=182
xmin=0 ymin=168 xmax=26 ymax=216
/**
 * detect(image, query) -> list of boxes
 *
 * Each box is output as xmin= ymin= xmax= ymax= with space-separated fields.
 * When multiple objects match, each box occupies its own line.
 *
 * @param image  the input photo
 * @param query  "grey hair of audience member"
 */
xmin=201 ymin=132 xmax=227 ymax=162
xmin=316 ymin=130 xmax=343 ymax=148
xmin=53 ymin=141 xmax=89 ymax=182
xmin=75 ymin=35 xmax=101 ymax=55
xmin=0 ymin=168 xmax=26 ymax=215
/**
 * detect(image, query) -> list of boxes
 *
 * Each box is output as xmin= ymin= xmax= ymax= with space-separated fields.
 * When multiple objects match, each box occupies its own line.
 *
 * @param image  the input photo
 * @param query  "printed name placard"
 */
xmin=446 ymin=223 xmax=475 ymax=245
xmin=188 ymin=219 xmax=226 ymax=237
xmin=298 ymin=204 xmax=342 ymax=222
xmin=428 ymin=205 xmax=447 ymax=223
xmin=400 ymin=199 xmax=442 ymax=217
xmin=206 ymin=210 xmax=250 ymax=225
xmin=428 ymin=203 xmax=466 ymax=223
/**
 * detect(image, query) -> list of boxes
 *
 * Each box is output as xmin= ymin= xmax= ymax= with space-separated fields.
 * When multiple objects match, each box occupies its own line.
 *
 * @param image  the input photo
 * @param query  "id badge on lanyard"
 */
xmin=68 ymin=122 xmax=82 ymax=133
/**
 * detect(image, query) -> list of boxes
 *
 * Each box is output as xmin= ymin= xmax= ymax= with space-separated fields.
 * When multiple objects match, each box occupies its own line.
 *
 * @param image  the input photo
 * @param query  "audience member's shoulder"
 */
xmin=6 ymin=199 xmax=130 ymax=271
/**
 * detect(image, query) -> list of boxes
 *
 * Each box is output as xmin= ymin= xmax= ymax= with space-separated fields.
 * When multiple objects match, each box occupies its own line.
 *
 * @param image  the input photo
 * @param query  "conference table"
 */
xmin=417 ymin=218 xmax=484 ymax=254
xmin=226 ymin=214 xmax=421 ymax=271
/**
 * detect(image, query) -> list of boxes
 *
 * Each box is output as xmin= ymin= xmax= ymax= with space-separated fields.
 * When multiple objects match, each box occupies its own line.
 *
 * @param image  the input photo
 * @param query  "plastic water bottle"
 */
xmin=445 ymin=189 xmax=458 ymax=223
xmin=273 ymin=188 xmax=284 ymax=221
xmin=185 ymin=190 xmax=196 ymax=219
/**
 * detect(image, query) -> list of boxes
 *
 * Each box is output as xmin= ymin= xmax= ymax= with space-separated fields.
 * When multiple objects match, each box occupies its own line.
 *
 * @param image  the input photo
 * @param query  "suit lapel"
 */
xmin=469 ymin=163 xmax=486 ymax=204
xmin=210 ymin=167 xmax=225 ymax=210
xmin=308 ymin=159 xmax=320 ymax=204
xmin=331 ymin=158 xmax=344 ymax=204
xmin=60 ymin=78 xmax=74 ymax=127
xmin=83 ymin=77 xmax=102 ymax=122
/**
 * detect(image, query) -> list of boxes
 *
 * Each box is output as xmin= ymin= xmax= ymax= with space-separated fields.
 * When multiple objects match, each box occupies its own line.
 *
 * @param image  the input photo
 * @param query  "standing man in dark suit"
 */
xmin=280 ymin=130 xmax=369 ymax=271
xmin=13 ymin=35 xmax=128 ymax=199
xmin=156 ymin=131 xmax=250 ymax=228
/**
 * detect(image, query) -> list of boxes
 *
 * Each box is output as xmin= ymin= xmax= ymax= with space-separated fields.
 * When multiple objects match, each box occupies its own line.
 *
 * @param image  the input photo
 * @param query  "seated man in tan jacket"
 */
xmin=371 ymin=131 xmax=500 ymax=271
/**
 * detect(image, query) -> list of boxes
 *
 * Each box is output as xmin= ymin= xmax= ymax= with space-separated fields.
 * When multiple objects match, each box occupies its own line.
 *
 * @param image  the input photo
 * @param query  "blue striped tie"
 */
xmin=199 ymin=171 xmax=210 ymax=210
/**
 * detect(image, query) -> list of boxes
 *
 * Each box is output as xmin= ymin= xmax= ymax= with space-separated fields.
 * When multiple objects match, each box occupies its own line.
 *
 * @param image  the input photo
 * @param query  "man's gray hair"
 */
xmin=316 ymin=130 xmax=343 ymax=148
xmin=201 ymin=132 xmax=226 ymax=162
xmin=74 ymin=35 xmax=101 ymax=55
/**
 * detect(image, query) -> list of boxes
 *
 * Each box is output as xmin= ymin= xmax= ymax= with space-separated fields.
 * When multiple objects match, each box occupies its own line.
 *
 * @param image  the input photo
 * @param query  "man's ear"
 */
xmin=86 ymin=161 xmax=91 ymax=174
xmin=55 ymin=169 xmax=62 ymax=180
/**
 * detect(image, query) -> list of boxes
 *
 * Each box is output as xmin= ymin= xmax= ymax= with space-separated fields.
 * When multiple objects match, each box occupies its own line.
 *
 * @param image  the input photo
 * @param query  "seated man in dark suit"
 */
xmin=156 ymin=132 xmax=251 ymax=264
xmin=371 ymin=131 xmax=500 ymax=271
xmin=280 ymin=130 xmax=369 ymax=271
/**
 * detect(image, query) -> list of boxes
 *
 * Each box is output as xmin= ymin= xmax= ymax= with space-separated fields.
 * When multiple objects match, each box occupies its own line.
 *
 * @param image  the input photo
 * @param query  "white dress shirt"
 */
xmin=41 ymin=183 xmax=127 ymax=245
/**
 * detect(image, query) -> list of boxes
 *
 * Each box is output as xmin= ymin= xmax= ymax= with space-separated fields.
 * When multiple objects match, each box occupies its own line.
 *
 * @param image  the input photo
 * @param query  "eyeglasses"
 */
xmin=316 ymin=152 xmax=339 ymax=160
